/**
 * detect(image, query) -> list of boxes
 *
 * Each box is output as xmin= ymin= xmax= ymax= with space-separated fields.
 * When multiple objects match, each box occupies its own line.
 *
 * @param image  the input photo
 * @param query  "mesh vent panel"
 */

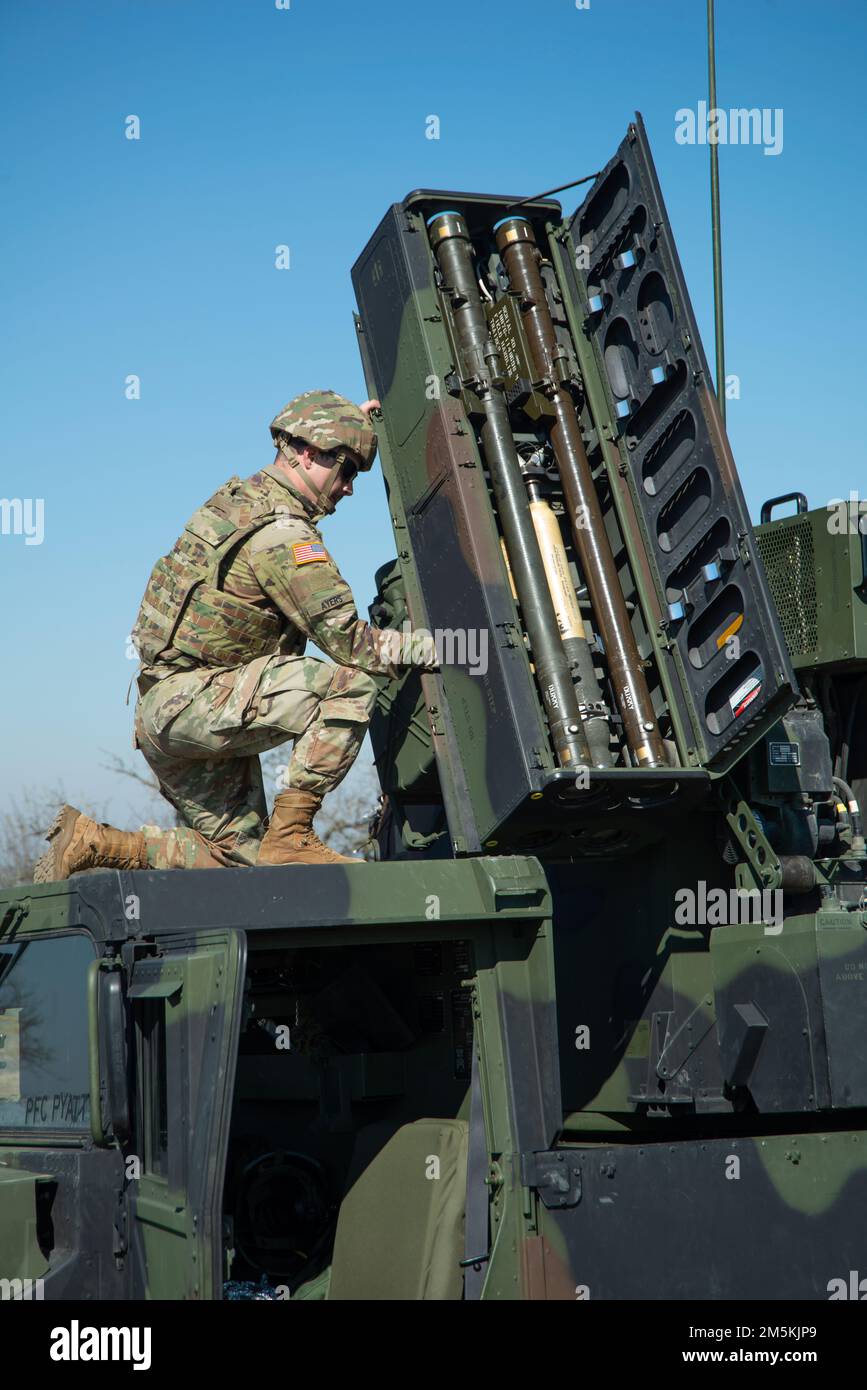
xmin=755 ymin=518 xmax=817 ymax=657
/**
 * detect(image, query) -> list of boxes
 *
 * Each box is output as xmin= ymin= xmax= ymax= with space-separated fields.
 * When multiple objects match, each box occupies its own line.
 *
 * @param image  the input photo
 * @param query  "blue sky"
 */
xmin=1 ymin=0 xmax=865 ymax=819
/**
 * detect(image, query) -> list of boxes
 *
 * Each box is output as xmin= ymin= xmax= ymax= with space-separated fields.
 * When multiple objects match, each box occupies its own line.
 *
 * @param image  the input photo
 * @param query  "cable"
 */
xmin=833 ymin=776 xmax=865 ymax=854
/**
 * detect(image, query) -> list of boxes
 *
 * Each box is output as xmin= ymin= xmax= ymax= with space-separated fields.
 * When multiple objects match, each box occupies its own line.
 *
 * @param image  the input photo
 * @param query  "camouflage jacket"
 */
xmin=132 ymin=463 xmax=436 ymax=679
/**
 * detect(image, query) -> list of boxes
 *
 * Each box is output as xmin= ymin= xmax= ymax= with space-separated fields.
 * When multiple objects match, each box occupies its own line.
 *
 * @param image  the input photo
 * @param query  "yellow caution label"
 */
xmin=716 ymin=613 xmax=744 ymax=649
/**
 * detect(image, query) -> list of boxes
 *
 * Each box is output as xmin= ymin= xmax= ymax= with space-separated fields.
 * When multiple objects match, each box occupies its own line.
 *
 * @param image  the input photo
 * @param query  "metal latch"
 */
xmin=0 ymin=899 xmax=30 ymax=939
xmin=521 ymin=1151 xmax=582 ymax=1209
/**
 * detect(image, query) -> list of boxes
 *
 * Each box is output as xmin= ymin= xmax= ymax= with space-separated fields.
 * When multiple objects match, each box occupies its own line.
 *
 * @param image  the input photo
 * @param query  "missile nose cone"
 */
xmin=492 ymin=215 xmax=531 ymax=232
xmin=426 ymin=210 xmax=462 ymax=226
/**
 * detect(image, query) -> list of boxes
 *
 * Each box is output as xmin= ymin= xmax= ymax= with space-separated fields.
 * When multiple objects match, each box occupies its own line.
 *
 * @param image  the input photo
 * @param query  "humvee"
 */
xmin=3 ymin=117 xmax=867 ymax=1300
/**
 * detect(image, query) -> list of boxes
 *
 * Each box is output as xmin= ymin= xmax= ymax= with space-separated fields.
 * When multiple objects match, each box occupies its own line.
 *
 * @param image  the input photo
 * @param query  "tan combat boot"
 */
xmin=257 ymin=790 xmax=364 ymax=866
xmin=34 ymin=805 xmax=149 ymax=882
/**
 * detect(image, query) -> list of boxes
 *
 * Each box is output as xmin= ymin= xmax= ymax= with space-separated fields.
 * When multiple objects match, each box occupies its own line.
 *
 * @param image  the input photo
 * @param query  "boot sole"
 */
xmin=33 ymin=805 xmax=81 ymax=883
xmin=257 ymin=850 xmax=365 ymax=866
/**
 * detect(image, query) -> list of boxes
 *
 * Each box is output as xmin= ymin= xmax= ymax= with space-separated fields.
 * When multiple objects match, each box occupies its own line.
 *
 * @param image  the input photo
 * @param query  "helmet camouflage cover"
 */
xmin=270 ymin=390 xmax=378 ymax=469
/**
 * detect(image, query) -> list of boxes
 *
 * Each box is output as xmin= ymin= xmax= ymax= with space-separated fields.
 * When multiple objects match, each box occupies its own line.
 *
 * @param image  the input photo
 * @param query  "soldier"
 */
xmin=36 ymin=390 xmax=438 ymax=879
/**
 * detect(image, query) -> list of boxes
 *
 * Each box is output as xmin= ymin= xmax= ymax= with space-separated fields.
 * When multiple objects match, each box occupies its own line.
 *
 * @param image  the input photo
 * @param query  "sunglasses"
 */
xmin=334 ymin=453 xmax=359 ymax=486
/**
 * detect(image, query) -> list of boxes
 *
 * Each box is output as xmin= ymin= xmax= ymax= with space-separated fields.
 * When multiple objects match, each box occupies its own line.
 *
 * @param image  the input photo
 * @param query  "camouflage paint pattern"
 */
xmin=135 ymin=655 xmax=379 ymax=868
xmin=6 ymin=127 xmax=867 ymax=1304
xmin=0 ymin=860 xmax=547 ymax=1299
xmin=269 ymin=388 xmax=378 ymax=469
xmin=134 ymin=465 xmax=436 ymax=679
xmin=130 ymin=461 xmax=436 ymax=866
xmin=127 ymin=930 xmax=245 ymax=1299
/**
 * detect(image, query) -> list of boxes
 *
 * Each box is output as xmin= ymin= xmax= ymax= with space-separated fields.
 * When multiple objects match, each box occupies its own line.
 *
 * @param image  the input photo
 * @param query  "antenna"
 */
xmin=707 ymin=0 xmax=726 ymax=424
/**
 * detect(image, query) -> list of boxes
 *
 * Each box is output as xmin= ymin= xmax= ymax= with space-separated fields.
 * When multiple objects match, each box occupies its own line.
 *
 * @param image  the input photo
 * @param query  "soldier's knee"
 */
xmin=327 ymin=665 xmax=379 ymax=711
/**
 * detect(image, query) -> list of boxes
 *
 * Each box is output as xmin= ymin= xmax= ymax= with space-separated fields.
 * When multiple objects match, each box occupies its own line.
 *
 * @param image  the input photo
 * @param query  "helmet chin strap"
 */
xmin=311 ymin=457 xmax=344 ymax=518
xmin=278 ymin=442 xmax=344 ymax=519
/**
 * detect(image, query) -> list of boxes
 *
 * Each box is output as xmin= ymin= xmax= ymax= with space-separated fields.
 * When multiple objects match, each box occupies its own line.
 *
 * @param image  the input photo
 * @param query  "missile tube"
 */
xmin=494 ymin=216 xmax=666 ymax=768
xmin=525 ymin=477 xmax=612 ymax=767
xmin=428 ymin=211 xmax=590 ymax=771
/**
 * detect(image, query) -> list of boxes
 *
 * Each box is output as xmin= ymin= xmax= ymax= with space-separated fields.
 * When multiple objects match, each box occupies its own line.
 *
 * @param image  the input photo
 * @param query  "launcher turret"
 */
xmin=353 ymin=115 xmax=797 ymax=860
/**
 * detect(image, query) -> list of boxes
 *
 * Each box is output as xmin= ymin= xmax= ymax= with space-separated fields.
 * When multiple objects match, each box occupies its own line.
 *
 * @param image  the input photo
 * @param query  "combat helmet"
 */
xmin=270 ymin=389 xmax=378 ymax=517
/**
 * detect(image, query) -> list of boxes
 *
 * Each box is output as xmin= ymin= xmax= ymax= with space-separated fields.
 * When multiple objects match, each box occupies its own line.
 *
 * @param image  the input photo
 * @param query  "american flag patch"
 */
xmin=292 ymin=541 xmax=328 ymax=566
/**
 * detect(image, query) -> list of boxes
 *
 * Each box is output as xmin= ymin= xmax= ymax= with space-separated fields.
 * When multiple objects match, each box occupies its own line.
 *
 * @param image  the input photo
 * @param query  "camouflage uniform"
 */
xmin=130 ymin=402 xmax=435 ymax=871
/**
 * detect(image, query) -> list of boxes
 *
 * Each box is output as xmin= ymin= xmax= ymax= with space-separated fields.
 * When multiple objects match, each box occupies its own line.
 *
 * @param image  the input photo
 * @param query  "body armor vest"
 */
xmin=132 ymin=474 xmax=298 ymax=668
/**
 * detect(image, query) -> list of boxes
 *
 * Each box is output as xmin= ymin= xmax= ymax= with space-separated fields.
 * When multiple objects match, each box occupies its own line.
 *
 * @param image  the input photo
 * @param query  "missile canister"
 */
xmin=524 ymin=474 xmax=612 ymax=766
xmin=494 ymin=215 xmax=666 ymax=768
xmin=427 ymin=210 xmax=591 ymax=771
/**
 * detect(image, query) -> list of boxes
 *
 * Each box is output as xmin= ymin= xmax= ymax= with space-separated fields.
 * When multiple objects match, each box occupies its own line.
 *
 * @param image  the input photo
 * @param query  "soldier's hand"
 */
xmin=359 ymin=398 xmax=381 ymax=419
xmin=411 ymin=630 xmax=440 ymax=671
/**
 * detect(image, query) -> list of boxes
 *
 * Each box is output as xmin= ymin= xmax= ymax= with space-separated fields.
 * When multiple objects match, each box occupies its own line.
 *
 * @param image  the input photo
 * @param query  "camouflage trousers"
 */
xmin=133 ymin=654 xmax=379 ymax=870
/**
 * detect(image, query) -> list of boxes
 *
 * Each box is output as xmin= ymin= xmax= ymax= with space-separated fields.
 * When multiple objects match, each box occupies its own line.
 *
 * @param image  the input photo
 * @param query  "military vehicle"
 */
xmin=2 ymin=116 xmax=866 ymax=1302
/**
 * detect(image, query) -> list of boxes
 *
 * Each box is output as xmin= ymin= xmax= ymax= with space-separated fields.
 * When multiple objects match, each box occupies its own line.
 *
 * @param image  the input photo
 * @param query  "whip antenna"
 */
xmin=708 ymin=0 xmax=726 ymax=422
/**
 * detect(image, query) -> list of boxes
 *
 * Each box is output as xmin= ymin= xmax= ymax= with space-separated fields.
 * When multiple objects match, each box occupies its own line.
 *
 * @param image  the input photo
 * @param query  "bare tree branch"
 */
xmin=0 ymin=748 xmax=383 ymax=888
xmin=98 ymin=749 xmax=161 ymax=795
xmin=99 ymin=751 xmax=178 ymax=830
xmin=260 ymin=748 xmax=381 ymax=855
